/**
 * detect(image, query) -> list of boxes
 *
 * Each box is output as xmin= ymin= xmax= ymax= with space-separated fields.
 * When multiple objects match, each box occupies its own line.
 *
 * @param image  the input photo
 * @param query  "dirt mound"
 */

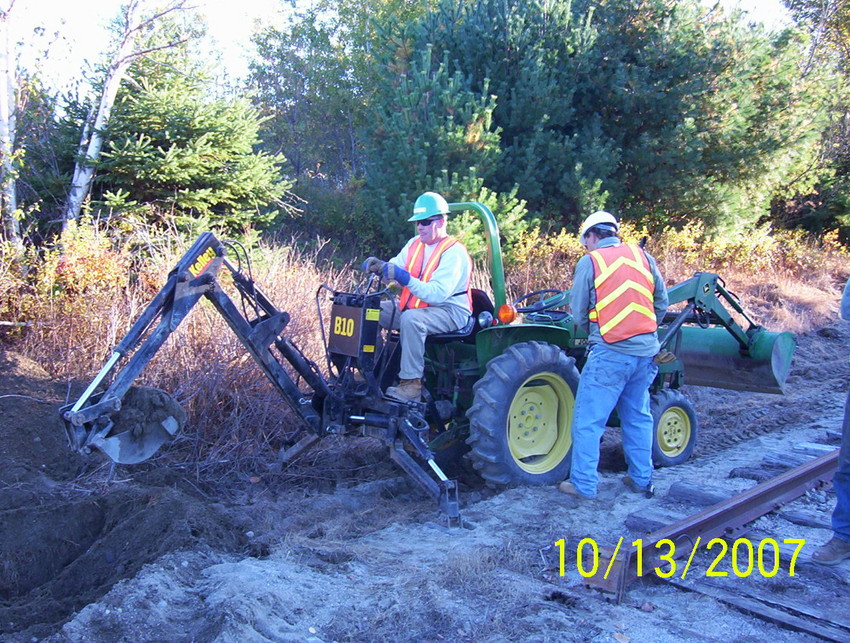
xmin=0 ymin=351 xmax=82 ymax=482
xmin=1 ymin=487 xmax=248 ymax=638
xmin=1 ymin=313 xmax=849 ymax=641
xmin=0 ymin=350 xmax=252 ymax=640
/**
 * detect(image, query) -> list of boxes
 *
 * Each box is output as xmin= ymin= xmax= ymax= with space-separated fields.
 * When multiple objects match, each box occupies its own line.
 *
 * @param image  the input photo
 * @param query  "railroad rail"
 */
xmin=577 ymin=448 xmax=847 ymax=641
xmin=584 ymin=449 xmax=839 ymax=602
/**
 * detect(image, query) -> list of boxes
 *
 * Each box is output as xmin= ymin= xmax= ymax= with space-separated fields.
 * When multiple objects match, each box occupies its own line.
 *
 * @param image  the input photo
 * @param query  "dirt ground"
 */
xmin=1 ymin=317 xmax=849 ymax=642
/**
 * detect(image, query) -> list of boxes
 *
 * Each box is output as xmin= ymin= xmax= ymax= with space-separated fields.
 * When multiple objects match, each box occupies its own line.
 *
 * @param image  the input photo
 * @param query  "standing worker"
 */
xmin=811 ymin=277 xmax=850 ymax=565
xmin=559 ymin=211 xmax=668 ymax=499
xmin=361 ymin=192 xmax=472 ymax=402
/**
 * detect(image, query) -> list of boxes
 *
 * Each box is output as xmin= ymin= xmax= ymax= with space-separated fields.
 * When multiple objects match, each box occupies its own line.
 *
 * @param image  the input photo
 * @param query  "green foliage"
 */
xmin=244 ymin=0 xmax=847 ymax=256
xmin=362 ymin=45 xmax=508 ymax=248
xmin=13 ymin=77 xmax=81 ymax=239
xmin=250 ymin=10 xmax=362 ymax=182
xmin=777 ymin=0 xmax=850 ymax=239
xmin=785 ymin=0 xmax=850 ymax=70
xmin=93 ymin=71 xmax=291 ymax=232
xmin=429 ymin=171 xmax=532 ymax=263
xmin=16 ymin=6 xmax=292 ymax=237
xmin=399 ymin=0 xmax=831 ymax=232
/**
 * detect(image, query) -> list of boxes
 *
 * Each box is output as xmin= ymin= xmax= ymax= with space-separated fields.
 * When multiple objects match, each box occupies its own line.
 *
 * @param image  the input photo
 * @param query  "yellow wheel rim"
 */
xmin=507 ymin=372 xmax=574 ymax=474
xmin=657 ymin=406 xmax=692 ymax=457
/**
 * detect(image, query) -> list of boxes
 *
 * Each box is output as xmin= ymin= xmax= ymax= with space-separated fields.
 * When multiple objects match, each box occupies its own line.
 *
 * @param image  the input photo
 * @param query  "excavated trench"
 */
xmin=0 ymin=321 xmax=847 ymax=638
xmin=0 ymin=353 xmax=250 ymax=638
xmin=0 ymin=483 xmax=248 ymax=638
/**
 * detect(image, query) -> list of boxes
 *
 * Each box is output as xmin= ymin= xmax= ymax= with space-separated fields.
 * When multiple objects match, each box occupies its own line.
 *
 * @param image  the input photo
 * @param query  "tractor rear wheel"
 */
xmin=466 ymin=341 xmax=579 ymax=487
xmin=650 ymin=389 xmax=698 ymax=467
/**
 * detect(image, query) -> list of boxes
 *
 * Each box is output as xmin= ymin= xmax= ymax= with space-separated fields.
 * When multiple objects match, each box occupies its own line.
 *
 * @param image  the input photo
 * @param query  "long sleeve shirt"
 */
xmin=389 ymin=236 xmax=472 ymax=327
xmin=569 ymin=237 xmax=668 ymax=357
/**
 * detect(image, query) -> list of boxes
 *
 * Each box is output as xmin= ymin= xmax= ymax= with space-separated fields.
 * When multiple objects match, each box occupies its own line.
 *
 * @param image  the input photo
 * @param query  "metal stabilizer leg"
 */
xmin=278 ymin=433 xmax=321 ymax=464
xmin=390 ymin=441 xmax=461 ymax=524
xmin=437 ymin=477 xmax=460 ymax=526
xmin=427 ymin=458 xmax=460 ymax=525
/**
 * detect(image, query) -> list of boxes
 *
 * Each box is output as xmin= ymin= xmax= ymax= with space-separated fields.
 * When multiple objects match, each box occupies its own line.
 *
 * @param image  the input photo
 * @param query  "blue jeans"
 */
xmin=833 ymin=388 xmax=850 ymax=542
xmin=569 ymin=345 xmax=658 ymax=497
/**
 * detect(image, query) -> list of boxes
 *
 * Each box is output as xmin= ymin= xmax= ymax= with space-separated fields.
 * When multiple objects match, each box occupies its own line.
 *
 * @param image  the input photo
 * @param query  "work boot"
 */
xmin=811 ymin=536 xmax=850 ymax=566
xmin=558 ymin=481 xmax=595 ymax=500
xmin=386 ymin=378 xmax=422 ymax=402
xmin=622 ymin=475 xmax=654 ymax=497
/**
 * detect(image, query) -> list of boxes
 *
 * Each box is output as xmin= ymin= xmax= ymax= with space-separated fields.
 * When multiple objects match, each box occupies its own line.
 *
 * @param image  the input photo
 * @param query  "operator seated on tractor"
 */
xmin=362 ymin=192 xmax=473 ymax=402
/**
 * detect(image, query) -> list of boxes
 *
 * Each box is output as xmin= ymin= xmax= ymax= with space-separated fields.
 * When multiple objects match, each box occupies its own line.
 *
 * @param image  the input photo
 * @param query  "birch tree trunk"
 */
xmin=62 ymin=2 xmax=141 ymax=228
xmin=61 ymin=0 xmax=188 ymax=229
xmin=0 ymin=1 xmax=22 ymax=249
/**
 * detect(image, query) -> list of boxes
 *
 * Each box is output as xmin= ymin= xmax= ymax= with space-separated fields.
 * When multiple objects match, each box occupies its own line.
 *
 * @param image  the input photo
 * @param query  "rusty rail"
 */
xmin=583 ymin=448 xmax=839 ymax=603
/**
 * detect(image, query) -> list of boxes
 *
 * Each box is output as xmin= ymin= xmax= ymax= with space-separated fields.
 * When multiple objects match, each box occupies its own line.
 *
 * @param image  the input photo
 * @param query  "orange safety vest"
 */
xmin=588 ymin=244 xmax=657 ymax=343
xmin=398 ymin=236 xmax=472 ymax=311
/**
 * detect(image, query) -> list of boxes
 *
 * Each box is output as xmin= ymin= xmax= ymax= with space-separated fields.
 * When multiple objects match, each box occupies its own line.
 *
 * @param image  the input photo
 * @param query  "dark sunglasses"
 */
xmin=417 ymin=216 xmax=443 ymax=226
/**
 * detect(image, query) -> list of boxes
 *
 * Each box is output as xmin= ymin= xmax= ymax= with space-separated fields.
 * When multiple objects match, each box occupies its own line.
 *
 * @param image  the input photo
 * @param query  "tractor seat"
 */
xmin=427 ymin=288 xmax=494 ymax=344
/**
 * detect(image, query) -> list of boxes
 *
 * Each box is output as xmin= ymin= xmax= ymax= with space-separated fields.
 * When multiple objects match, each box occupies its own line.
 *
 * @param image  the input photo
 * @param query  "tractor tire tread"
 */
xmin=466 ymin=341 xmax=579 ymax=488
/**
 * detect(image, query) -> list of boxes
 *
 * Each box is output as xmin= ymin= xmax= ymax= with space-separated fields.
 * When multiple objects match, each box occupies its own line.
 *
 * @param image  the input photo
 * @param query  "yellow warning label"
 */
xmin=363 ymin=345 xmax=375 ymax=353
xmin=365 ymin=308 xmax=380 ymax=321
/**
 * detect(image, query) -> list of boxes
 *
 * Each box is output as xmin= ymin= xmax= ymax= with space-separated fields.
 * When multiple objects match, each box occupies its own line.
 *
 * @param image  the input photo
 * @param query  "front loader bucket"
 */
xmin=676 ymin=326 xmax=796 ymax=394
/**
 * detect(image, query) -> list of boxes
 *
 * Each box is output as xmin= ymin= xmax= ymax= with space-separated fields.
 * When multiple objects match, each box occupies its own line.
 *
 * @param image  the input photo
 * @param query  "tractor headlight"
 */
xmin=477 ymin=310 xmax=494 ymax=329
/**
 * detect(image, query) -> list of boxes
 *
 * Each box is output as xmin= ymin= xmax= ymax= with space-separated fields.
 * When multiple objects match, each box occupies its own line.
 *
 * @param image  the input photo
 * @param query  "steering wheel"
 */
xmin=512 ymin=289 xmax=569 ymax=314
xmin=353 ymin=272 xmax=390 ymax=297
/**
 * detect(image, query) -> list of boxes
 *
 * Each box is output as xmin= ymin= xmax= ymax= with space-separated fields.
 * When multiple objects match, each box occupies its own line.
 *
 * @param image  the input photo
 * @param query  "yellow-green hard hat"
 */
xmin=409 ymin=192 xmax=450 ymax=221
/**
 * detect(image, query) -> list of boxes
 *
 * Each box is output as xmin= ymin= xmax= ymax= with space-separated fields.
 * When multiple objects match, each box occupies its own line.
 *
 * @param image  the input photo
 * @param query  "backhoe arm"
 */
xmin=61 ymin=233 xmax=326 ymax=464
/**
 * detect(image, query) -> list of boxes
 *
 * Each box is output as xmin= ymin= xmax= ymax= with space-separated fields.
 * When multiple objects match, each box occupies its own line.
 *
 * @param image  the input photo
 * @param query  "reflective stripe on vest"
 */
xmin=399 ymin=236 xmax=472 ymax=311
xmin=588 ymin=244 xmax=657 ymax=343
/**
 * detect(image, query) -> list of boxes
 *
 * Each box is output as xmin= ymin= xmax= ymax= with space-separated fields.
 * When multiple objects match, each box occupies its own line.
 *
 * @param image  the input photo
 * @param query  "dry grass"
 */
xmin=509 ymin=221 xmax=850 ymax=331
xmin=1 ymin=217 xmax=848 ymax=482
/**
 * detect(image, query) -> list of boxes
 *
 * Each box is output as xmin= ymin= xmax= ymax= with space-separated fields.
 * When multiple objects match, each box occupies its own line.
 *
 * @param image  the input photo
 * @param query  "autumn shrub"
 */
xmin=0 ymin=241 xmax=32 ymax=332
xmin=3 ymin=216 xmax=848 ymax=479
xmin=507 ymin=220 xmax=849 ymax=330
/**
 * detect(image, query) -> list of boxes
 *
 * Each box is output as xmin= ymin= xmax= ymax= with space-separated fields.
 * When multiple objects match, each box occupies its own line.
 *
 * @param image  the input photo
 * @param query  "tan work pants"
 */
xmin=379 ymin=300 xmax=466 ymax=379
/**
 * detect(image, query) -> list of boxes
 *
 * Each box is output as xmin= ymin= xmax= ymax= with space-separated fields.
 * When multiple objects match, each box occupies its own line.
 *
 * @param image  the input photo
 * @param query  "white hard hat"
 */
xmin=579 ymin=211 xmax=619 ymax=244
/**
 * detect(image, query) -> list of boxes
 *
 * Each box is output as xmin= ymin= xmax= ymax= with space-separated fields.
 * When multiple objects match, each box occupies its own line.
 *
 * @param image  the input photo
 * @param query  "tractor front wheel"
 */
xmin=650 ymin=389 xmax=698 ymax=467
xmin=466 ymin=341 xmax=580 ymax=487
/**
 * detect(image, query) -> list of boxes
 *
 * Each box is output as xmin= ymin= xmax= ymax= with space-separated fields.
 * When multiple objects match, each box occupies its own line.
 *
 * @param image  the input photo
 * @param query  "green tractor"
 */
xmin=61 ymin=201 xmax=796 ymax=519
xmin=417 ymin=202 xmax=794 ymax=487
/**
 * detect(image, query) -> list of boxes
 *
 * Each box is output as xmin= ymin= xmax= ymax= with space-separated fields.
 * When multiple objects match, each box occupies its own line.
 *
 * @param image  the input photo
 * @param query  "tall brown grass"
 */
xmin=1 ymin=218 xmax=848 ymax=478
xmin=509 ymin=221 xmax=850 ymax=333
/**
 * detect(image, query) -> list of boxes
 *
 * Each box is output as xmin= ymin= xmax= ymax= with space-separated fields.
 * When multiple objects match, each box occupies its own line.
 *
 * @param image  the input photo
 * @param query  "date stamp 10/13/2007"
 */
xmin=554 ymin=537 xmax=808 ymax=580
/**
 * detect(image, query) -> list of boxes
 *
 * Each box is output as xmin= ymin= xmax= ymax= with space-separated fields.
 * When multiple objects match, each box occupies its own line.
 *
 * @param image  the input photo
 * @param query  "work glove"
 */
xmin=382 ymin=262 xmax=411 ymax=286
xmin=653 ymin=350 xmax=677 ymax=365
xmin=361 ymin=256 xmax=385 ymax=274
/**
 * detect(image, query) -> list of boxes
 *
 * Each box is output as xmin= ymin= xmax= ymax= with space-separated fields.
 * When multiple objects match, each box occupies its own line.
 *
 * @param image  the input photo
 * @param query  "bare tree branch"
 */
xmin=62 ymin=0 xmax=196 ymax=227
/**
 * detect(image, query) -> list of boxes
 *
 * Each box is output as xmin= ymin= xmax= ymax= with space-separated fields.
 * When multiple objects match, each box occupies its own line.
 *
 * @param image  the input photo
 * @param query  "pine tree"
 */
xmin=401 ymin=0 xmax=831 ymax=230
xmin=95 ymin=72 xmax=291 ymax=232
xmin=362 ymin=45 xmax=508 ymax=248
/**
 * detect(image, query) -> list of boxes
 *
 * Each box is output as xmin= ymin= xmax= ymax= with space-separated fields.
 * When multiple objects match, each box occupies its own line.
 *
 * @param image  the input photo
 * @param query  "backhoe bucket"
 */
xmin=89 ymin=387 xmax=187 ymax=464
xmin=676 ymin=326 xmax=796 ymax=394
